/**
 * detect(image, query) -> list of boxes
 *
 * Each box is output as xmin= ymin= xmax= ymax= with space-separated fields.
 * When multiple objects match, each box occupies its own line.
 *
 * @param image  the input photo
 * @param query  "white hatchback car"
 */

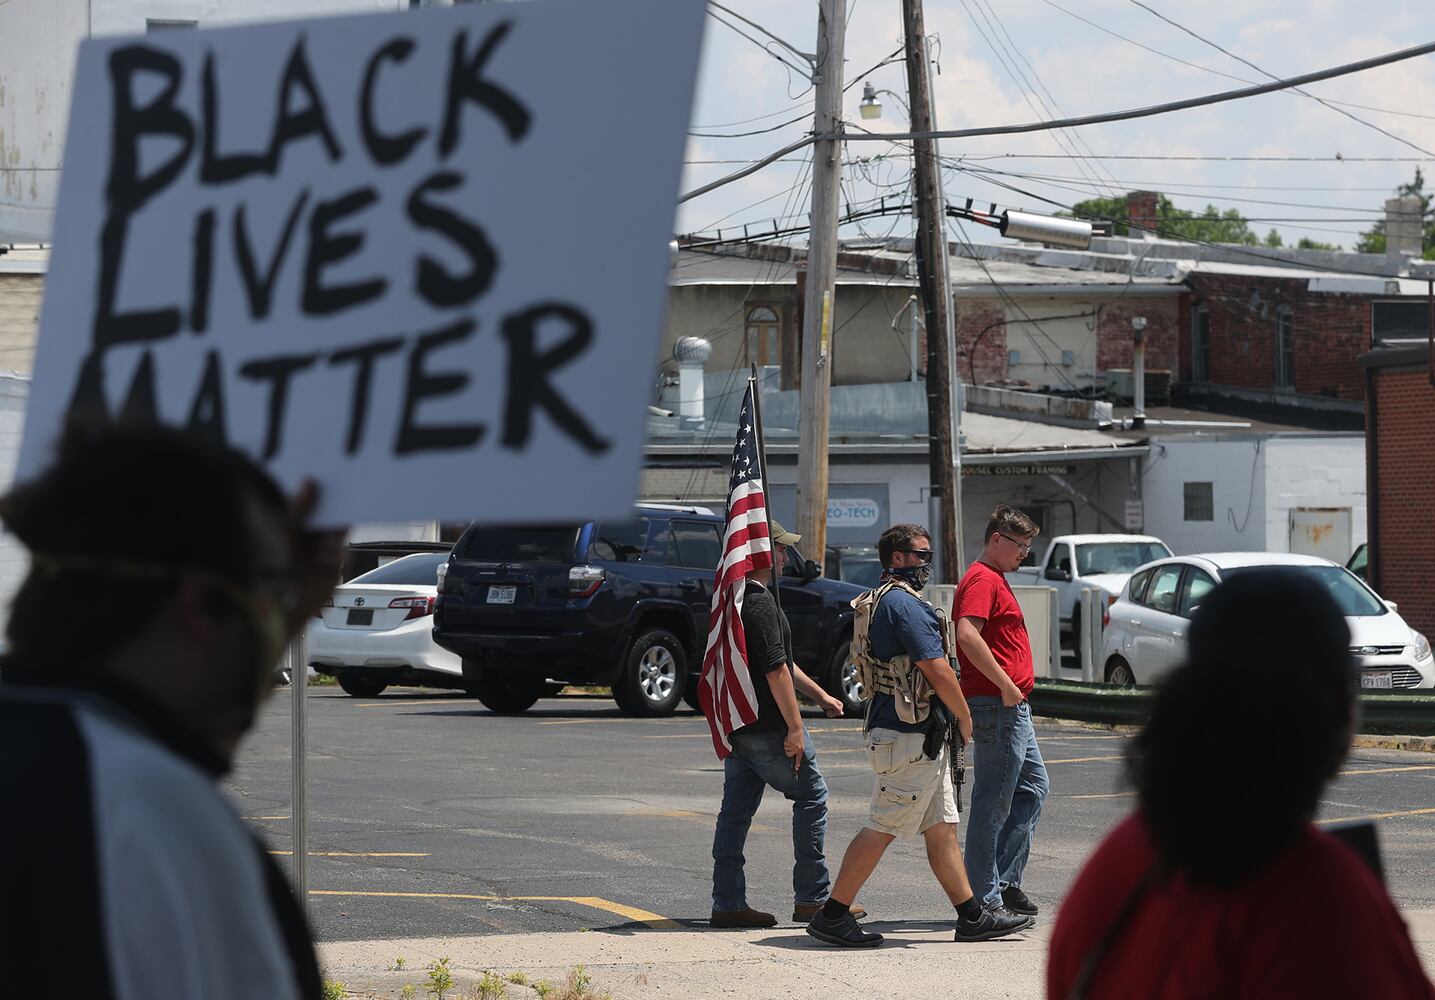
xmin=308 ymin=552 xmax=462 ymax=697
xmin=1100 ymin=552 xmax=1434 ymax=690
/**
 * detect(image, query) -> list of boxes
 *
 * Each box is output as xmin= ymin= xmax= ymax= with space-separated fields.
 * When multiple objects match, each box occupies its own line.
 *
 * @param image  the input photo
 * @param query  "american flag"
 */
xmin=698 ymin=383 xmax=773 ymax=759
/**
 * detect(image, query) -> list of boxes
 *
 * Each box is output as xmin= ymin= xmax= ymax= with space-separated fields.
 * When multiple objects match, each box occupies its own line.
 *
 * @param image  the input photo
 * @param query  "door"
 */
xmin=1127 ymin=563 xmax=1188 ymax=683
xmin=663 ymin=519 xmax=724 ymax=646
xmin=1289 ymin=508 xmax=1352 ymax=564
xmin=776 ymin=542 xmax=825 ymax=665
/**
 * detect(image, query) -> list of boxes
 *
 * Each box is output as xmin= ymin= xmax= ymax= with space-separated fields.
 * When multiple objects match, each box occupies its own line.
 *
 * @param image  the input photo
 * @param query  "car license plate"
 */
xmin=487 ymin=585 xmax=517 ymax=605
xmin=1361 ymin=671 xmax=1393 ymax=689
xmin=346 ymin=608 xmax=374 ymax=626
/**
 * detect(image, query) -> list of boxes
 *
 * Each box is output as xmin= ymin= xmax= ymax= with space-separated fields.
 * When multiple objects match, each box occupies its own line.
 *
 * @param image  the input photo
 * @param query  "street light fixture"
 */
xmin=859 ymin=80 xmax=908 ymax=120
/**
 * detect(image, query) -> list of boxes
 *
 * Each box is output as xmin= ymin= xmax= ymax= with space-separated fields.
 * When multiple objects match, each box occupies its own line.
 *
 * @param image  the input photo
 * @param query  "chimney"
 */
xmin=1125 ymin=190 xmax=1160 ymax=239
xmin=1385 ymin=195 xmax=1424 ymax=260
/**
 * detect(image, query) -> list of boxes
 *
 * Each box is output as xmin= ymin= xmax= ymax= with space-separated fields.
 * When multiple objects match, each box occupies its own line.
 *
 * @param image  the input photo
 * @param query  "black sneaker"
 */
xmin=1001 ymin=885 xmax=1039 ymax=916
xmin=806 ymin=910 xmax=884 ymax=948
xmin=954 ymin=905 xmax=1034 ymax=942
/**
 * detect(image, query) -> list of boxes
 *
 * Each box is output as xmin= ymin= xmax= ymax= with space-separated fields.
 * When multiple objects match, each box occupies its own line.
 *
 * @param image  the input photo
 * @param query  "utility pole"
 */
xmin=794 ymin=0 xmax=845 ymax=561
xmin=903 ymin=0 xmax=962 ymax=580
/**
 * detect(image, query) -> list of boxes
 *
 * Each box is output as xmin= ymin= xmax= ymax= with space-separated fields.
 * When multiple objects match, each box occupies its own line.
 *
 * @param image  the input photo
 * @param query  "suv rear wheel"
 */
xmin=828 ymin=639 xmax=867 ymax=716
xmin=338 ymin=672 xmax=388 ymax=698
xmin=614 ymin=628 xmax=687 ymax=716
xmin=464 ymin=662 xmax=545 ymax=714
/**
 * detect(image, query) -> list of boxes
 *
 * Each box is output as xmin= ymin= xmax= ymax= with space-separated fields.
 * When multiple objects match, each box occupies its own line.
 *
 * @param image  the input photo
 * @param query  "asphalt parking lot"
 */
xmin=229 ymin=687 xmax=1435 ymax=944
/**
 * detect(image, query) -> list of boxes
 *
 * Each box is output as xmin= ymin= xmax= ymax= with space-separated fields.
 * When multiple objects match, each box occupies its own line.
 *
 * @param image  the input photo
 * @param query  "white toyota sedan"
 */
xmin=308 ymin=552 xmax=462 ymax=697
xmin=1100 ymin=552 xmax=1434 ymax=690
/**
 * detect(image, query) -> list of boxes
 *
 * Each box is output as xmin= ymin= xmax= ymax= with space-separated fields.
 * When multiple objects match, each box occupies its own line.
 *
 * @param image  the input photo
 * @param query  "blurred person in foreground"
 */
xmin=0 ymin=424 xmax=343 ymax=999
xmin=1047 ymin=570 xmax=1435 ymax=999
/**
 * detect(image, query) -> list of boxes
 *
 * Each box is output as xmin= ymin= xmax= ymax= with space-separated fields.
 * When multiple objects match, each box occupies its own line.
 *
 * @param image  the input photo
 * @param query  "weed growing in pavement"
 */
xmin=321 ymin=982 xmax=347 ymax=1000
xmin=533 ymin=981 xmax=555 ymax=999
xmin=506 ymin=971 xmax=530 ymax=986
xmin=400 ymin=986 xmax=418 ymax=999
xmin=427 ymin=957 xmax=455 ymax=998
xmin=389 ymin=957 xmax=408 ymax=971
xmin=472 ymin=970 xmax=507 ymax=999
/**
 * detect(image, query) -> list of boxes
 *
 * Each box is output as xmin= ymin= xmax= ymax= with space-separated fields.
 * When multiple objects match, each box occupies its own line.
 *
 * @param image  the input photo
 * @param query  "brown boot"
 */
xmin=710 ymin=906 xmax=777 ymax=929
xmin=793 ymin=901 xmax=866 ymax=923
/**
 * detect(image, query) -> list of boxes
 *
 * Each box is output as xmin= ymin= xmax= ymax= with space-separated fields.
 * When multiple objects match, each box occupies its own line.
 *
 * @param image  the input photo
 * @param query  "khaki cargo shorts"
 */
xmin=862 ymin=727 xmax=958 ymax=838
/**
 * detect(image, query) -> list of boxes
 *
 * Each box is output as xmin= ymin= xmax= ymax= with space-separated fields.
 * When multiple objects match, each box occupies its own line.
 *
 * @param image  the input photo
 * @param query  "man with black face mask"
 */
xmin=807 ymin=524 xmax=1031 ymax=947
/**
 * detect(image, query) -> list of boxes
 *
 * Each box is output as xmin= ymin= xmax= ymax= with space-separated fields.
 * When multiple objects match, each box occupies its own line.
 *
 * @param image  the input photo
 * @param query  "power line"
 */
xmin=1123 ymin=0 xmax=1435 ymax=157
xmin=1039 ymin=0 xmax=1435 ymax=123
xmin=682 ymin=39 xmax=1435 ymax=201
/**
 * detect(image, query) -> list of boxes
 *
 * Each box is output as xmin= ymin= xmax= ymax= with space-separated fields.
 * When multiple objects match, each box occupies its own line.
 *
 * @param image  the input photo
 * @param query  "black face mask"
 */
xmin=888 ymin=563 xmax=931 ymax=591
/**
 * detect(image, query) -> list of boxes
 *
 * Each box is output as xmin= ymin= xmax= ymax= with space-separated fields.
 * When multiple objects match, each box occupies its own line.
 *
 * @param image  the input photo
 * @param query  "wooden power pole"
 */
xmin=794 ymin=0 xmax=845 ymax=561
xmin=903 ymin=0 xmax=962 ymax=580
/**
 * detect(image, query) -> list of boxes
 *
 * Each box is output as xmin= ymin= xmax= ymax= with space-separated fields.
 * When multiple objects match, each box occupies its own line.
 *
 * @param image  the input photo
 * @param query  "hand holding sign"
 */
xmin=22 ymin=0 xmax=706 ymax=527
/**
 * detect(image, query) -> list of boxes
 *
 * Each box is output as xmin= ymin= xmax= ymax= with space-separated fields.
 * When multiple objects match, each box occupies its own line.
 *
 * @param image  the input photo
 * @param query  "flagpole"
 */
xmin=748 ymin=365 xmax=781 ymax=609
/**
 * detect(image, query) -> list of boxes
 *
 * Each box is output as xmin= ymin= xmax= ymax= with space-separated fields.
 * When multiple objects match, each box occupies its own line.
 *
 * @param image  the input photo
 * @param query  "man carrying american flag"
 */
xmin=699 ymin=382 xmax=853 ymax=930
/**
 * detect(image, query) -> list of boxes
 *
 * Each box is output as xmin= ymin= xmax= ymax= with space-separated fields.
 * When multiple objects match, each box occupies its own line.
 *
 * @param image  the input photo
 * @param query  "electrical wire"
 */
xmin=1123 ymin=0 xmax=1435 ymax=158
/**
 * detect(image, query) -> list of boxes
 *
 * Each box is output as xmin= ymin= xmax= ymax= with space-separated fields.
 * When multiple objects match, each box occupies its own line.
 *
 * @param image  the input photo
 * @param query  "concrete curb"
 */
xmin=1353 ymin=734 xmax=1435 ymax=753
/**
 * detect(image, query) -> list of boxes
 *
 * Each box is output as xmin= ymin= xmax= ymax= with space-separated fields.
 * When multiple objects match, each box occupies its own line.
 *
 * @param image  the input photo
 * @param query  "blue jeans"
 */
xmin=711 ymin=728 xmax=830 ymax=911
xmin=963 ymin=697 xmax=1049 ymax=908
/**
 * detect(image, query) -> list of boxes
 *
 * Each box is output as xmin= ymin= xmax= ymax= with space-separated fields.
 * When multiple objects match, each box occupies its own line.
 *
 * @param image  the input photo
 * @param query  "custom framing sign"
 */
xmin=20 ymin=0 xmax=706 ymax=525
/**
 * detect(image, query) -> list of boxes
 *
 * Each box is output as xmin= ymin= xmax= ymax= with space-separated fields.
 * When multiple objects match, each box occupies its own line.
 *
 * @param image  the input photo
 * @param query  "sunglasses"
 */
xmin=897 ymin=547 xmax=934 ymax=562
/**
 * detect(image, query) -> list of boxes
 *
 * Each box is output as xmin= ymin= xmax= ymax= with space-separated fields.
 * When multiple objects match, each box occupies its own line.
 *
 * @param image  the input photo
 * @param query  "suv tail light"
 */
xmin=568 ymin=565 xmax=605 ymax=599
xmin=435 ymin=561 xmax=449 ymax=593
xmin=1103 ymin=596 xmax=1115 ymax=630
xmin=389 ymin=596 xmax=436 ymax=620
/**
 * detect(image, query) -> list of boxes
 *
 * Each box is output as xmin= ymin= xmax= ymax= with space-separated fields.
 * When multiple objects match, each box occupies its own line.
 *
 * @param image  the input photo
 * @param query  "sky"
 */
xmin=675 ymin=0 xmax=1435 ymax=252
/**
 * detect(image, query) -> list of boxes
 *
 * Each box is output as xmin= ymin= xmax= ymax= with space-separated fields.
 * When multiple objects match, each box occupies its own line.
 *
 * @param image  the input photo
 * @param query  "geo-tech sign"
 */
xmin=20 ymin=0 xmax=705 ymax=526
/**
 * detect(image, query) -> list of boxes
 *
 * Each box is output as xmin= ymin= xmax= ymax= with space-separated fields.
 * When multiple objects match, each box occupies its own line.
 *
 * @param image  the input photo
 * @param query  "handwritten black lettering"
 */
xmin=200 ymin=52 xmax=270 ymax=183
xmin=395 ymin=319 xmax=485 ymax=454
xmin=328 ymin=336 xmax=405 ymax=454
xmin=240 ymin=353 xmax=320 ymax=459
xmin=234 ymin=191 xmax=310 ymax=320
xmin=500 ymin=303 xmax=609 ymax=454
xmin=268 ymin=37 xmax=343 ymax=171
xmin=406 ymin=171 xmax=495 ymax=308
xmin=185 ymin=350 xmax=228 ymax=444
xmin=360 ymin=38 xmax=427 ymax=166
xmin=301 ymin=188 xmax=386 ymax=316
xmin=96 ymin=45 xmax=194 ymax=349
xmin=189 ymin=208 xmax=214 ymax=333
xmin=439 ymin=22 xmax=531 ymax=158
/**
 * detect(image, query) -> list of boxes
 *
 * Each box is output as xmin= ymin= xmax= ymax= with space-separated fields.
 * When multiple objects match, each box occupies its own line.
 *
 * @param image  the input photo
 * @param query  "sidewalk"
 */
xmin=320 ymin=910 xmax=1435 ymax=998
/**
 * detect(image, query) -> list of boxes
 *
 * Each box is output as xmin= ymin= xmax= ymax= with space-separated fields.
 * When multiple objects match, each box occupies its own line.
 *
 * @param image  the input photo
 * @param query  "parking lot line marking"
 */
xmin=1044 ymin=755 xmax=1125 ymax=765
xmin=308 ymin=890 xmax=677 ymax=928
xmin=247 ymin=815 xmax=291 ymax=820
xmin=1067 ymin=791 xmax=1136 ymax=800
xmin=1316 ymin=807 xmax=1435 ymax=825
xmin=356 ymin=700 xmax=463 ymax=708
xmin=1337 ymin=765 xmax=1435 ymax=777
xmin=269 ymin=851 xmax=431 ymax=858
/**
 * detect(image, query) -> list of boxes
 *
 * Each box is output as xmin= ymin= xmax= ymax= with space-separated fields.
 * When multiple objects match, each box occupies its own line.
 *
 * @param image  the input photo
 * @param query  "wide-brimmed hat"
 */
xmin=768 ymin=519 xmax=802 ymax=545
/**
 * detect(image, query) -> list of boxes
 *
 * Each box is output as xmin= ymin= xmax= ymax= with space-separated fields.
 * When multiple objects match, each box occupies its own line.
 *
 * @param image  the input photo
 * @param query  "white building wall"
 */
xmin=1261 ymin=435 xmax=1367 ymax=557
xmin=1142 ymin=432 xmax=1368 ymax=558
xmin=1141 ymin=436 xmax=1269 ymax=555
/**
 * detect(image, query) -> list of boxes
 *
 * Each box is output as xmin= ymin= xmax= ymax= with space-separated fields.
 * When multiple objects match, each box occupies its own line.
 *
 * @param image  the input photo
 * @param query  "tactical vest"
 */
xmin=850 ymin=579 xmax=956 ymax=725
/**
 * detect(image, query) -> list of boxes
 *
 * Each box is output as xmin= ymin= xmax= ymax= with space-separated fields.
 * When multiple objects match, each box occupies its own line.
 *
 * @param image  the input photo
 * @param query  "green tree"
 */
xmin=1066 ymin=194 xmax=1265 ymax=245
xmin=1354 ymin=168 xmax=1435 ymax=258
xmin=1296 ymin=237 xmax=1340 ymax=251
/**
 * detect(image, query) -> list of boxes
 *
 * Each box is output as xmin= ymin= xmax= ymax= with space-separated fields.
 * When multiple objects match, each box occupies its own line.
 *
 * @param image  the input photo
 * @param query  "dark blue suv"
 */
xmin=432 ymin=504 xmax=867 ymax=716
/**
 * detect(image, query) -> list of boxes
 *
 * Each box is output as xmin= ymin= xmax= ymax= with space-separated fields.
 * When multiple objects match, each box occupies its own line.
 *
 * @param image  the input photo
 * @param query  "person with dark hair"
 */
xmin=1047 ymin=570 xmax=1435 ymax=999
xmin=807 ymin=523 xmax=1030 ymax=947
xmin=957 ymin=505 xmax=1048 ymax=920
xmin=0 ymin=423 xmax=343 ymax=999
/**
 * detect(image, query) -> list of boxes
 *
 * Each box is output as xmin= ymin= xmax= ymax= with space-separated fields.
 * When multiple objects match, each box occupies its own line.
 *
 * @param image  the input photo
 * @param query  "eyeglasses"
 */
xmin=999 ymin=533 xmax=1032 ymax=555
xmin=897 ymin=548 xmax=934 ymax=562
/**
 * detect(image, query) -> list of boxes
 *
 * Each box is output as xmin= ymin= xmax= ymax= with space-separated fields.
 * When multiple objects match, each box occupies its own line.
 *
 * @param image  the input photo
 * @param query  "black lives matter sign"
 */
xmin=21 ymin=0 xmax=704 ymax=525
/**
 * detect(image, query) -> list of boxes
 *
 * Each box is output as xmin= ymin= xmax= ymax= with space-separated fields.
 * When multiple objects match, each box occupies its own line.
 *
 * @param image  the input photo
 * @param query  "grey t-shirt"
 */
xmin=734 ymin=581 xmax=794 ymax=735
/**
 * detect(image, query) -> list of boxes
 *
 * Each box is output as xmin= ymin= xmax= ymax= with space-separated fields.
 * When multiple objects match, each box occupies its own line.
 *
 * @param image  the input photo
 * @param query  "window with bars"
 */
xmin=1184 ymin=482 xmax=1214 ymax=522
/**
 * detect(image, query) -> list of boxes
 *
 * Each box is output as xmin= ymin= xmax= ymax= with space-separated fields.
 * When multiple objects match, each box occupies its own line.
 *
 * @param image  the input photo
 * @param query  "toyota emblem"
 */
xmin=354 ymin=597 xmax=365 ymax=607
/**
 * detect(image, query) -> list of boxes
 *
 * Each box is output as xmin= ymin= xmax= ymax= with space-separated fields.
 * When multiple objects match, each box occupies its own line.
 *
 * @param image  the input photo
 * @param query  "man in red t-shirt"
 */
xmin=954 ymin=505 xmax=1047 ymax=920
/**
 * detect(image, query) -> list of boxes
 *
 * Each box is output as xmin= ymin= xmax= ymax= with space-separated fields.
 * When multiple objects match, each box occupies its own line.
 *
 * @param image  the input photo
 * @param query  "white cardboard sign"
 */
xmin=20 ymin=0 xmax=705 ymax=526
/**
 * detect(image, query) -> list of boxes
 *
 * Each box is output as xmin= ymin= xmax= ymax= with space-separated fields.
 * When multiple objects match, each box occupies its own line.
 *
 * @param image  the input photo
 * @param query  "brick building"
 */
xmin=1360 ymin=343 xmax=1435 ymax=639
